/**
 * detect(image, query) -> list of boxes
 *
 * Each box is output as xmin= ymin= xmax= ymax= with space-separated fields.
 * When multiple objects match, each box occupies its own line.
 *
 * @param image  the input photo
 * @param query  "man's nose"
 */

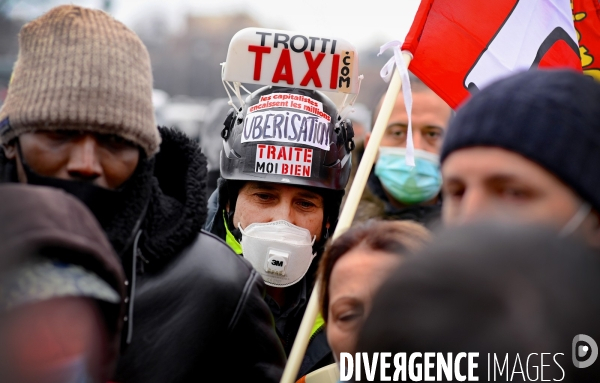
xmin=451 ymin=189 xmax=495 ymax=226
xmin=270 ymin=202 xmax=296 ymax=225
xmin=66 ymin=135 xmax=103 ymax=181
xmin=411 ymin=131 xmax=425 ymax=150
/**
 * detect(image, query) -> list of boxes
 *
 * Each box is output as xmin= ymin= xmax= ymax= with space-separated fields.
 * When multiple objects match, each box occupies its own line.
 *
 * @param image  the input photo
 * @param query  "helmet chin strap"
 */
xmin=226 ymin=210 xmax=242 ymax=241
xmin=220 ymin=179 xmax=244 ymax=241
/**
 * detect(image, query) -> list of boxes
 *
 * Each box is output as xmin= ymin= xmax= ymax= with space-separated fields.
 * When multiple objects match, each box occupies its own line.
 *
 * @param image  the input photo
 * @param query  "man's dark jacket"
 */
xmin=1 ymin=128 xmax=286 ymax=383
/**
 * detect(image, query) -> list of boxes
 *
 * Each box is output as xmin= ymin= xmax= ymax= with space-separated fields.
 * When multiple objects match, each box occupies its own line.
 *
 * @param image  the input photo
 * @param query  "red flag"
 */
xmin=402 ymin=0 xmax=582 ymax=109
xmin=572 ymin=0 xmax=600 ymax=81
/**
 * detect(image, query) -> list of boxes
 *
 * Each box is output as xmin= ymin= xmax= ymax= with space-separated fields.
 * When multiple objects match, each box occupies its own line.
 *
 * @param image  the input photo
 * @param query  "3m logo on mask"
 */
xmin=255 ymin=144 xmax=313 ymax=178
xmin=239 ymin=220 xmax=316 ymax=288
xmin=265 ymin=249 xmax=289 ymax=275
xmin=573 ymin=334 xmax=598 ymax=368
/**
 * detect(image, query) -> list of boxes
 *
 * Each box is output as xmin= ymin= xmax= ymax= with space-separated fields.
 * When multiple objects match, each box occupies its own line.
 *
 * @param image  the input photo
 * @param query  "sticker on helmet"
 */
xmin=249 ymin=93 xmax=331 ymax=122
xmin=223 ymin=28 xmax=359 ymax=94
xmin=255 ymin=144 xmax=313 ymax=178
xmin=242 ymin=105 xmax=333 ymax=151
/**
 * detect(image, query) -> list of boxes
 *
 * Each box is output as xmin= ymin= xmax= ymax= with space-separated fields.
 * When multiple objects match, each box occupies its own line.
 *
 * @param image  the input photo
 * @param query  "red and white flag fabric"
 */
xmin=401 ymin=0 xmax=582 ymax=109
xmin=572 ymin=0 xmax=600 ymax=81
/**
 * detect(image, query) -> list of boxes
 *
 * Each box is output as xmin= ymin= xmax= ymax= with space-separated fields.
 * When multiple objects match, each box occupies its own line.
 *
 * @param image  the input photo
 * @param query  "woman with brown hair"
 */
xmin=318 ymin=220 xmax=431 ymax=365
xmin=297 ymin=220 xmax=431 ymax=383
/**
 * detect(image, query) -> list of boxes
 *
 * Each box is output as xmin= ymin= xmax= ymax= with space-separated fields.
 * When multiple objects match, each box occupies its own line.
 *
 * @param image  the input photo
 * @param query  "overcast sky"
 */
xmin=8 ymin=0 xmax=421 ymax=49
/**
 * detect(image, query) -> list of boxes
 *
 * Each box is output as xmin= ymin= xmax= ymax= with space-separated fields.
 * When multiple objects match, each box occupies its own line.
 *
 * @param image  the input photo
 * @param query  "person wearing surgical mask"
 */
xmin=204 ymin=86 xmax=355 ymax=379
xmin=355 ymin=73 xmax=452 ymax=228
xmin=441 ymin=70 xmax=600 ymax=250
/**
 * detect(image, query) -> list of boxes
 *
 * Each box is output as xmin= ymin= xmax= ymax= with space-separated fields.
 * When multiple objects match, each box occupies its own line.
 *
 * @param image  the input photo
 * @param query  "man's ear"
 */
xmin=2 ymin=142 xmax=17 ymax=160
xmin=323 ymin=220 xmax=331 ymax=240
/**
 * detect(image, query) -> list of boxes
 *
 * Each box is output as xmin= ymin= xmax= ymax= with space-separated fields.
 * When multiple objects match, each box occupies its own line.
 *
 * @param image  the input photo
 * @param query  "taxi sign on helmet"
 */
xmin=223 ymin=28 xmax=360 ymax=93
xmin=221 ymin=27 xmax=362 ymax=121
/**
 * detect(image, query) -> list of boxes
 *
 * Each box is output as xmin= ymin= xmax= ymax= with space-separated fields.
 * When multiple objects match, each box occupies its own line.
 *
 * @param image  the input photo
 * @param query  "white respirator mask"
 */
xmin=239 ymin=220 xmax=317 ymax=288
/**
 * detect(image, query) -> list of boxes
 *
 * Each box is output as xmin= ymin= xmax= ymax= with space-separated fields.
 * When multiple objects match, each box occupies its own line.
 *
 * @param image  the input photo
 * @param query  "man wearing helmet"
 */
xmin=205 ymin=86 xmax=355 ymax=378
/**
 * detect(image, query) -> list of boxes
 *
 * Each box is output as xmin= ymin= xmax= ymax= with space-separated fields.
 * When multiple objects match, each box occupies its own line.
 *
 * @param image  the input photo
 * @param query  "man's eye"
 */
xmin=333 ymin=308 xmax=365 ymax=328
xmin=443 ymin=184 xmax=465 ymax=200
xmin=298 ymin=200 xmax=316 ymax=209
xmin=255 ymin=193 xmax=273 ymax=201
xmin=107 ymin=135 xmax=127 ymax=144
xmin=501 ymin=187 xmax=531 ymax=199
xmin=99 ymin=134 xmax=133 ymax=148
xmin=45 ymin=130 xmax=80 ymax=141
xmin=338 ymin=312 xmax=361 ymax=322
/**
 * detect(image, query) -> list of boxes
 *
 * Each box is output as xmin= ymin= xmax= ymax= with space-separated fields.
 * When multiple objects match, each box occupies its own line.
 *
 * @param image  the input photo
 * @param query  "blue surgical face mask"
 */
xmin=374 ymin=147 xmax=442 ymax=205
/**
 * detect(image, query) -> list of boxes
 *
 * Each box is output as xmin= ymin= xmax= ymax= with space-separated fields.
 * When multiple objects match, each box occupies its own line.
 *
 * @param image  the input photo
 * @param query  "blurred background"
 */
xmin=0 ymin=0 xmax=419 ymax=144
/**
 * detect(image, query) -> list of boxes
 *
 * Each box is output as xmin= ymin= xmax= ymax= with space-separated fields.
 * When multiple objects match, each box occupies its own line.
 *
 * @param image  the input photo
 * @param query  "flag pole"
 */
xmin=279 ymin=52 xmax=412 ymax=383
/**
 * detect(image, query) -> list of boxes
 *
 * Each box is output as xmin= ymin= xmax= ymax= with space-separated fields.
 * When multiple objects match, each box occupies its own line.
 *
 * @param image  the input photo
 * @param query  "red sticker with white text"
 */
xmin=255 ymin=144 xmax=313 ymax=178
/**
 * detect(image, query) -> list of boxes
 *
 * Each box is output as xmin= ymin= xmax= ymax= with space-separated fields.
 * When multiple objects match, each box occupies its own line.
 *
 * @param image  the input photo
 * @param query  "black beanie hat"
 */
xmin=440 ymin=70 xmax=600 ymax=212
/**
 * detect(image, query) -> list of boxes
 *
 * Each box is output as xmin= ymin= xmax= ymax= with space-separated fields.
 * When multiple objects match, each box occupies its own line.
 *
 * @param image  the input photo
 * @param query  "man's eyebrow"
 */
xmin=297 ymin=191 xmax=322 ymax=200
xmin=386 ymin=122 xmax=408 ymax=129
xmin=246 ymin=182 xmax=323 ymax=200
xmin=246 ymin=182 xmax=278 ymax=192
xmin=443 ymin=176 xmax=464 ymax=184
xmin=443 ymin=173 xmax=522 ymax=184
xmin=485 ymin=174 xmax=524 ymax=184
xmin=329 ymin=296 xmax=362 ymax=306
xmin=423 ymin=124 xmax=445 ymax=131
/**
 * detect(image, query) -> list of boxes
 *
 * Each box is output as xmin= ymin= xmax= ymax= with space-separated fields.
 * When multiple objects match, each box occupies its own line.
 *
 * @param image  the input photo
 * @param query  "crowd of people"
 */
xmin=0 ymin=4 xmax=599 ymax=383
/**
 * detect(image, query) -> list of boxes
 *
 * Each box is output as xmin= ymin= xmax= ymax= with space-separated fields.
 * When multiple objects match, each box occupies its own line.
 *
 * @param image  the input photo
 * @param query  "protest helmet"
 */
xmin=220 ymin=86 xmax=355 ymax=191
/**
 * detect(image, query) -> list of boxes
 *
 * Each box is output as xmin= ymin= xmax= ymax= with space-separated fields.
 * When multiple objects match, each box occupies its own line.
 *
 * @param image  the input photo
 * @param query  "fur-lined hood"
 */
xmin=139 ymin=127 xmax=207 ymax=271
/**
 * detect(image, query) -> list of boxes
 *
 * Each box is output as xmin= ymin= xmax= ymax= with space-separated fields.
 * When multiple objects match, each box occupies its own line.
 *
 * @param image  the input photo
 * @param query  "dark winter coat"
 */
xmin=353 ymin=170 xmax=442 ymax=228
xmin=0 ymin=128 xmax=286 ymax=383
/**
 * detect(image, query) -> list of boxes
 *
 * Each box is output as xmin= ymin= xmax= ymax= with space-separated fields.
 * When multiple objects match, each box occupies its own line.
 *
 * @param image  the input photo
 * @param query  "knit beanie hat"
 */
xmin=0 ymin=5 xmax=160 ymax=157
xmin=440 ymin=69 xmax=600 ymax=212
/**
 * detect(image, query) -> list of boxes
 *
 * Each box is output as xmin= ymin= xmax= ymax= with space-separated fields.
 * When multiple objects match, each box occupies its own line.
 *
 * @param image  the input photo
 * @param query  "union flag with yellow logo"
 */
xmin=572 ymin=0 xmax=600 ymax=81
